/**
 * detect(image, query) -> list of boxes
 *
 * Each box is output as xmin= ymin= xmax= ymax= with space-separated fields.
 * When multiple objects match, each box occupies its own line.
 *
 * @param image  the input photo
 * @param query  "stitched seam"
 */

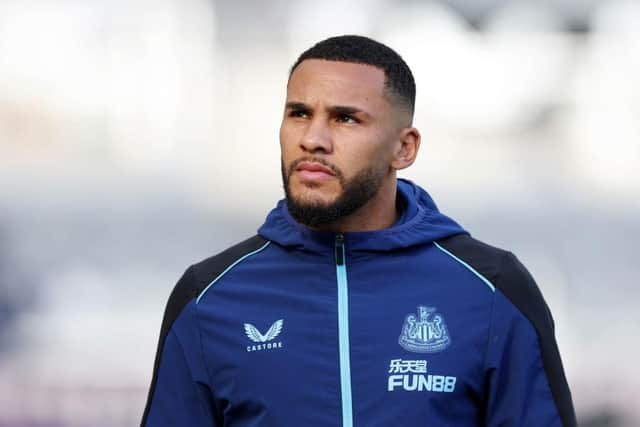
xmin=482 ymin=257 xmax=504 ymax=371
xmin=434 ymin=242 xmax=496 ymax=292
xmin=195 ymin=302 xmax=216 ymax=394
xmin=196 ymin=241 xmax=271 ymax=304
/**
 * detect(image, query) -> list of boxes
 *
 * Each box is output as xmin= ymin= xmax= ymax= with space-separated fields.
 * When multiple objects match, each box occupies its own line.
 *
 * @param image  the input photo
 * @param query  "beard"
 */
xmin=281 ymin=157 xmax=386 ymax=228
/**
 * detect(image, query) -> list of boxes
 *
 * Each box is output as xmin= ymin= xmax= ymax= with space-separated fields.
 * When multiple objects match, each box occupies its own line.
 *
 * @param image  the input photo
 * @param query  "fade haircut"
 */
xmin=290 ymin=35 xmax=416 ymax=118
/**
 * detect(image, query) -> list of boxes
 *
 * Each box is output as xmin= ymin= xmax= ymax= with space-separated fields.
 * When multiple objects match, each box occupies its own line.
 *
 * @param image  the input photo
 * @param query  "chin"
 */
xmin=289 ymin=182 xmax=339 ymax=207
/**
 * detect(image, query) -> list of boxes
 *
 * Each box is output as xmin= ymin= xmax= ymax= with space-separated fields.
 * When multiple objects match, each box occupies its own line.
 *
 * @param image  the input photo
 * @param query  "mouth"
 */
xmin=295 ymin=161 xmax=336 ymax=183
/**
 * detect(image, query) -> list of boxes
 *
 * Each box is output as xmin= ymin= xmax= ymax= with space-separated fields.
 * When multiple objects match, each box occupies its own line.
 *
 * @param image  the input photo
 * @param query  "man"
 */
xmin=141 ymin=35 xmax=576 ymax=426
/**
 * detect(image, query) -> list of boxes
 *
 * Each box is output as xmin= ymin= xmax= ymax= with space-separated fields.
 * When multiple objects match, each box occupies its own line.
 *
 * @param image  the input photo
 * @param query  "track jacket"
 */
xmin=141 ymin=179 xmax=576 ymax=426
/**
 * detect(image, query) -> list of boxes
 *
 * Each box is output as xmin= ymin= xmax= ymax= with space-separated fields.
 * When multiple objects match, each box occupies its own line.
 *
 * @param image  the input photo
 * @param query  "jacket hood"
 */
xmin=257 ymin=179 xmax=467 ymax=253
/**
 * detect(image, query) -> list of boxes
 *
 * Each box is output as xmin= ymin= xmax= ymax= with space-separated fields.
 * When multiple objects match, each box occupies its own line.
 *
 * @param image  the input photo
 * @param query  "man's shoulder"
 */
xmin=164 ymin=235 xmax=269 ymax=315
xmin=439 ymin=237 xmax=575 ymax=426
xmin=435 ymin=234 xmax=549 ymax=321
xmin=435 ymin=234 xmax=511 ymax=285
xmin=188 ymin=235 xmax=270 ymax=288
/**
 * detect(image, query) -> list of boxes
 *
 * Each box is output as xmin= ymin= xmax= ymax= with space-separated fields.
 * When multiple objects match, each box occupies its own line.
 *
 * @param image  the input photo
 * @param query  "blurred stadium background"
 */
xmin=0 ymin=0 xmax=638 ymax=425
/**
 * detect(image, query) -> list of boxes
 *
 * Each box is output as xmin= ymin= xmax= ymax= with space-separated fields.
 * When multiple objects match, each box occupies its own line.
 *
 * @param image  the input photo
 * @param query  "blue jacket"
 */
xmin=141 ymin=179 xmax=576 ymax=426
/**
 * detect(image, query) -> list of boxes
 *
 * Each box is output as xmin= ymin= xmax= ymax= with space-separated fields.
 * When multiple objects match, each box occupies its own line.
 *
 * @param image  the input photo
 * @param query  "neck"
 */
xmin=313 ymin=176 xmax=399 ymax=233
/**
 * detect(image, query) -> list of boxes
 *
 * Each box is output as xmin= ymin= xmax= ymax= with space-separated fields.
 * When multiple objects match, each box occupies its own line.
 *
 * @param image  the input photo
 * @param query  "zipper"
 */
xmin=335 ymin=234 xmax=353 ymax=427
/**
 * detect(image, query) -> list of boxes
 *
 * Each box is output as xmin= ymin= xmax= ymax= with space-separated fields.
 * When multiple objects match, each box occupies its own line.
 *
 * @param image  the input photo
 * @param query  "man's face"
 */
xmin=280 ymin=59 xmax=402 ymax=227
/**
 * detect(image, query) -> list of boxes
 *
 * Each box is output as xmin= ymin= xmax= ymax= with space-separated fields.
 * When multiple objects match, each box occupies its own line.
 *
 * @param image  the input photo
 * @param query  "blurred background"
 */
xmin=0 ymin=0 xmax=638 ymax=425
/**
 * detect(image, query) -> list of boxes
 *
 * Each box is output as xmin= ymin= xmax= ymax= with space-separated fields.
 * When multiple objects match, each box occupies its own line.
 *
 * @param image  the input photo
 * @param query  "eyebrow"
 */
xmin=285 ymin=101 xmax=309 ymax=111
xmin=285 ymin=101 xmax=372 ymax=119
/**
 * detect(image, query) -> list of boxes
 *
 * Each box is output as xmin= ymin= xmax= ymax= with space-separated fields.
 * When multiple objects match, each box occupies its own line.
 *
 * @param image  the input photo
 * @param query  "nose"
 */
xmin=300 ymin=117 xmax=332 ymax=154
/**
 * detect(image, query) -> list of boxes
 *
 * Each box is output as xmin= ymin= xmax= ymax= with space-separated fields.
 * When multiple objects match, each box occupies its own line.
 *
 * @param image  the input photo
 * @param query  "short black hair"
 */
xmin=290 ymin=35 xmax=416 ymax=117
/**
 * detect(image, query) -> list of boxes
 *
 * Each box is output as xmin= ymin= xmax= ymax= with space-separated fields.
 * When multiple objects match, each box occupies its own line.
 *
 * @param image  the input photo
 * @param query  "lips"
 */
xmin=295 ymin=161 xmax=335 ymax=183
xmin=296 ymin=161 xmax=335 ymax=175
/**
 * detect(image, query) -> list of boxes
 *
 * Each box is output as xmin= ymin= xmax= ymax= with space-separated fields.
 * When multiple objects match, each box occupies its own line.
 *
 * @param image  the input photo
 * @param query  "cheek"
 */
xmin=369 ymin=132 xmax=397 ymax=166
xmin=340 ymin=138 xmax=392 ymax=176
xmin=279 ymin=123 xmax=301 ymax=159
xmin=278 ymin=123 xmax=288 ymax=149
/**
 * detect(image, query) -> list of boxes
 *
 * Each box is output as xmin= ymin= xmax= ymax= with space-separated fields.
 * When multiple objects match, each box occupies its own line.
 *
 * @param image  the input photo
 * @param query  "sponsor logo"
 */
xmin=399 ymin=306 xmax=451 ymax=353
xmin=244 ymin=319 xmax=284 ymax=352
xmin=387 ymin=359 xmax=457 ymax=393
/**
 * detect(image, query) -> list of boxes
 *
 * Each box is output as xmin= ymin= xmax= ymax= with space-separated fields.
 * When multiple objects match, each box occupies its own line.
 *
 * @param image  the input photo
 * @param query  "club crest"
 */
xmin=399 ymin=306 xmax=451 ymax=353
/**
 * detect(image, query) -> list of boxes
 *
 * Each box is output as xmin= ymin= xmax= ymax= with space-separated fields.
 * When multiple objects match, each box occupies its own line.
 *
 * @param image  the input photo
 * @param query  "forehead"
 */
xmin=287 ymin=59 xmax=388 ymax=107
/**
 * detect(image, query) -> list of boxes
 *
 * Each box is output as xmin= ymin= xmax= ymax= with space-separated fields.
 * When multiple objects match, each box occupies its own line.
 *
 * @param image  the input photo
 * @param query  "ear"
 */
xmin=390 ymin=127 xmax=421 ymax=170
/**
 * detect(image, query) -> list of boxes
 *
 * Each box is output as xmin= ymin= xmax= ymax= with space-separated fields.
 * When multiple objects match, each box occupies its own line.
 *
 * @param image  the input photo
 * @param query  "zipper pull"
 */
xmin=335 ymin=234 xmax=345 ymax=266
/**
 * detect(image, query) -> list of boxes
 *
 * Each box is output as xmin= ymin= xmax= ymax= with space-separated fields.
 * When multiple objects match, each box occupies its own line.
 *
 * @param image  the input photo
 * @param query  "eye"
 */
xmin=336 ymin=113 xmax=358 ymax=124
xmin=288 ymin=109 xmax=310 ymax=119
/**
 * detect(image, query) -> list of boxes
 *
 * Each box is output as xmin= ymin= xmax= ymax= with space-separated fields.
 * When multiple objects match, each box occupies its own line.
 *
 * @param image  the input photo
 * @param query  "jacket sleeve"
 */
xmin=483 ymin=253 xmax=577 ymax=427
xmin=141 ymin=268 xmax=220 ymax=427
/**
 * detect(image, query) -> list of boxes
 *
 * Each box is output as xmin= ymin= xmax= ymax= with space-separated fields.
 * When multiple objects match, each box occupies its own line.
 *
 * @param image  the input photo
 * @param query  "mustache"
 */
xmin=287 ymin=157 xmax=344 ymax=180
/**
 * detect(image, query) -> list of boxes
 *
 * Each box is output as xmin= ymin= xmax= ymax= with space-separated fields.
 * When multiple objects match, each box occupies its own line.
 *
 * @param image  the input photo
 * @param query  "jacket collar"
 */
xmin=258 ymin=179 xmax=467 ymax=254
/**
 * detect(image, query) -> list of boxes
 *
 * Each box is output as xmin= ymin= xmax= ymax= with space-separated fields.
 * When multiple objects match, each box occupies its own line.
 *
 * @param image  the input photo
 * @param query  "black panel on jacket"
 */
xmin=436 ymin=234 xmax=577 ymax=427
xmin=140 ymin=235 xmax=268 ymax=426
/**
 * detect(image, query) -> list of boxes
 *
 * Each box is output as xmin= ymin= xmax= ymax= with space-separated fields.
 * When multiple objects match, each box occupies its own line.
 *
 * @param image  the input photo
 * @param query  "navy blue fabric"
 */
xmin=143 ymin=179 xmax=570 ymax=426
xmin=484 ymin=291 xmax=562 ymax=425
